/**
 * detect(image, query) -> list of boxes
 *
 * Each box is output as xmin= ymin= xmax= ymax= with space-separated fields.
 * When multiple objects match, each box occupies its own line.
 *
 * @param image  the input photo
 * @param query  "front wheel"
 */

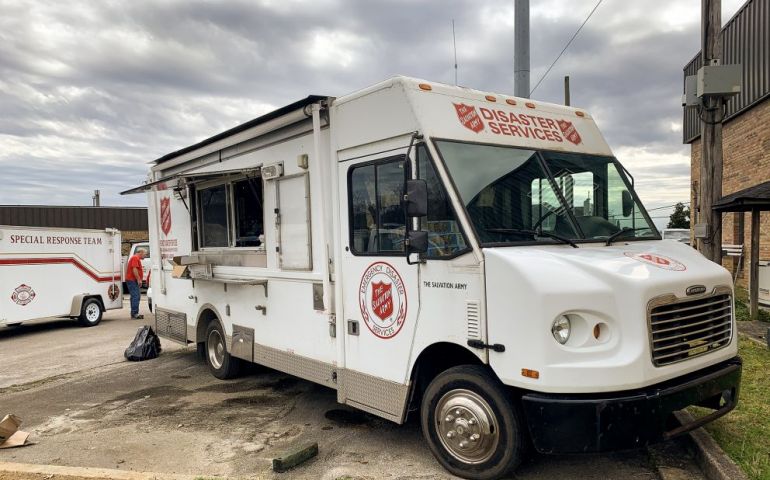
xmin=205 ymin=321 xmax=241 ymax=379
xmin=78 ymin=298 xmax=103 ymax=327
xmin=421 ymin=365 xmax=525 ymax=480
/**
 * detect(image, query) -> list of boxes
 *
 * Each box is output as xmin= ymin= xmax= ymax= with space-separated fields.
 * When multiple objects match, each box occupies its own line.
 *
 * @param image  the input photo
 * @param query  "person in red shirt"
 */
xmin=125 ymin=248 xmax=147 ymax=319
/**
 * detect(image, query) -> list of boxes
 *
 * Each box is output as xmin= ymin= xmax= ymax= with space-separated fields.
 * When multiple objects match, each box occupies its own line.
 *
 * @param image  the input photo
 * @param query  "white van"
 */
xmin=124 ymin=77 xmax=740 ymax=480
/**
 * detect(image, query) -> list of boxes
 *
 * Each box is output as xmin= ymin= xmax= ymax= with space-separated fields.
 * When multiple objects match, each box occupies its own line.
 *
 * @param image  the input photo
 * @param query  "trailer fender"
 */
xmin=69 ymin=294 xmax=105 ymax=317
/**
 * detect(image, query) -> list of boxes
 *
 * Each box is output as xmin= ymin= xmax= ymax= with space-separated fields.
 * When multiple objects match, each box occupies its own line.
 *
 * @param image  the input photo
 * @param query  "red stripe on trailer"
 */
xmin=0 ymin=257 xmax=120 ymax=283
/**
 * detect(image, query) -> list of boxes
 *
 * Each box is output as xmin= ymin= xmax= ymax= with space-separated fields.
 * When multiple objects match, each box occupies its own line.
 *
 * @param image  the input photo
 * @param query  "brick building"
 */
xmin=684 ymin=0 xmax=770 ymax=287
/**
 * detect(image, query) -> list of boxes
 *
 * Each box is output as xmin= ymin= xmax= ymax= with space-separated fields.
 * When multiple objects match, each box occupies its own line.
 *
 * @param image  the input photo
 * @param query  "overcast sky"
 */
xmin=0 ymin=0 xmax=745 ymax=226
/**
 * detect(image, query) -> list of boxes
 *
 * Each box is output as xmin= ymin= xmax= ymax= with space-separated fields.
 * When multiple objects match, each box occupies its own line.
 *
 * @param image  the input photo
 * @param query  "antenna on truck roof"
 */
xmin=452 ymin=19 xmax=458 ymax=85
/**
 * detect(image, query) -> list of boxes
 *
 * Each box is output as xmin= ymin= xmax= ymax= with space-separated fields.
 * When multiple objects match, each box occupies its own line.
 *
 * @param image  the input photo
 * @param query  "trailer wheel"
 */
xmin=78 ymin=298 xmax=103 ymax=327
xmin=421 ymin=365 xmax=524 ymax=480
xmin=205 ymin=322 xmax=241 ymax=379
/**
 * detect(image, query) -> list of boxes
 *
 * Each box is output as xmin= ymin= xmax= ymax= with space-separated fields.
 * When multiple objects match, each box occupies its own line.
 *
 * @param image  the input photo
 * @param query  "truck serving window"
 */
xmin=435 ymin=140 xmax=658 ymax=245
xmin=233 ymin=178 xmax=263 ymax=247
xmin=195 ymin=176 xmax=265 ymax=250
xmin=349 ymin=157 xmax=406 ymax=255
xmin=199 ymin=184 xmax=229 ymax=248
xmin=417 ymin=146 xmax=468 ymax=257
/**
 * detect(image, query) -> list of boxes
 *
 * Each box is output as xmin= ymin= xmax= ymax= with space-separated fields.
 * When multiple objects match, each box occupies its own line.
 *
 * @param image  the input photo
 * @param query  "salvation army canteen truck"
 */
xmin=0 ymin=226 xmax=123 ymax=327
xmin=124 ymin=77 xmax=741 ymax=480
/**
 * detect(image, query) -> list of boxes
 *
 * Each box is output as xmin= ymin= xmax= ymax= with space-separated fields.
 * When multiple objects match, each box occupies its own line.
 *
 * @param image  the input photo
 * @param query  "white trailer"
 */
xmin=0 ymin=226 xmax=123 ymax=327
xmin=124 ymin=77 xmax=741 ymax=480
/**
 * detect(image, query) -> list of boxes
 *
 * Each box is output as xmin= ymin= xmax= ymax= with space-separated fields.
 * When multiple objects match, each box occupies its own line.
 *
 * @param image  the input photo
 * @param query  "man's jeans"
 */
xmin=127 ymin=281 xmax=141 ymax=317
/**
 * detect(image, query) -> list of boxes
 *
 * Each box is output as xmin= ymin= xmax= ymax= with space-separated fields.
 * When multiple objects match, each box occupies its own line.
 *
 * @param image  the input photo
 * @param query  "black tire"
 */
xmin=204 ymin=321 xmax=242 ymax=379
xmin=420 ymin=365 xmax=525 ymax=480
xmin=78 ymin=298 xmax=103 ymax=327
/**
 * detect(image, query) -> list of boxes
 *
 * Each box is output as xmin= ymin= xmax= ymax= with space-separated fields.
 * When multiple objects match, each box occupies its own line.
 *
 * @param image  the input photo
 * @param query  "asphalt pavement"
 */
xmin=0 ymin=297 xmax=701 ymax=479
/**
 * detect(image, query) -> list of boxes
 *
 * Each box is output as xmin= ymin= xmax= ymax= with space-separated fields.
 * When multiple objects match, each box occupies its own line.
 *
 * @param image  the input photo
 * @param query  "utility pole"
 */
xmin=514 ymin=0 xmax=530 ymax=98
xmin=564 ymin=76 xmax=571 ymax=106
xmin=698 ymin=0 xmax=723 ymax=263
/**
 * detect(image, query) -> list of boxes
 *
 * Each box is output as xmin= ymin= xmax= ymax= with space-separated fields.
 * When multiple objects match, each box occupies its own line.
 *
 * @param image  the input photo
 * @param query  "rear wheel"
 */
xmin=421 ymin=365 xmax=524 ymax=480
xmin=205 ymin=321 xmax=241 ymax=379
xmin=78 ymin=298 xmax=103 ymax=327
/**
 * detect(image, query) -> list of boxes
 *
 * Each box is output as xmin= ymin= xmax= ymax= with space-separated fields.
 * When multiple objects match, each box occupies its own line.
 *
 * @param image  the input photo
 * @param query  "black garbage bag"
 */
xmin=124 ymin=326 xmax=162 ymax=361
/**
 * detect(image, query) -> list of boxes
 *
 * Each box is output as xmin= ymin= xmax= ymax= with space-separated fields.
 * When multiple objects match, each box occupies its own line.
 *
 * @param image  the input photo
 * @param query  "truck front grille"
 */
xmin=649 ymin=290 xmax=732 ymax=367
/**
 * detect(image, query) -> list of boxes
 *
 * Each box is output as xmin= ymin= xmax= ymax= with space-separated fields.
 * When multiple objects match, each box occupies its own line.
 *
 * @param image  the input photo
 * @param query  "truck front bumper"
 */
xmin=520 ymin=357 xmax=742 ymax=454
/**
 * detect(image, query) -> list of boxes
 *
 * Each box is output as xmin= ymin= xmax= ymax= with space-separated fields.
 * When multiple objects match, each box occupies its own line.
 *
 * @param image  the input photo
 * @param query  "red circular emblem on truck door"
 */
xmin=359 ymin=262 xmax=407 ymax=339
xmin=624 ymin=252 xmax=686 ymax=271
xmin=11 ymin=284 xmax=36 ymax=306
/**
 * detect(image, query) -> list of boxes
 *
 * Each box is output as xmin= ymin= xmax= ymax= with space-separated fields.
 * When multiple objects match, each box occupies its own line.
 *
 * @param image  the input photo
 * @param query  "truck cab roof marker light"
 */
xmin=485 ymin=95 xmax=497 ymax=102
xmin=418 ymin=83 xmax=433 ymax=91
xmin=525 ymin=102 xmax=536 ymax=109
xmin=505 ymin=99 xmax=517 ymax=106
xmin=576 ymin=111 xmax=586 ymax=117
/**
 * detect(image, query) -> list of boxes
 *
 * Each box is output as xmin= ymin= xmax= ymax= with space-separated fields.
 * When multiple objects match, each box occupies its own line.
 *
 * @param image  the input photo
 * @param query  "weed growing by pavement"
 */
xmin=734 ymin=286 xmax=770 ymax=322
xmin=690 ymin=338 xmax=770 ymax=480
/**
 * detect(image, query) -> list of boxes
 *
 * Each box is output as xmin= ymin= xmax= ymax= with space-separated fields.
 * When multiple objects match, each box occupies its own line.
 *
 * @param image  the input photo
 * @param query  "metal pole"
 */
xmin=750 ymin=209 xmax=760 ymax=319
xmin=93 ymin=189 xmax=100 ymax=207
xmin=452 ymin=20 xmax=458 ymax=85
xmin=514 ymin=0 xmax=530 ymax=98
xmin=698 ymin=0 xmax=724 ymax=263
xmin=564 ymin=76 xmax=571 ymax=106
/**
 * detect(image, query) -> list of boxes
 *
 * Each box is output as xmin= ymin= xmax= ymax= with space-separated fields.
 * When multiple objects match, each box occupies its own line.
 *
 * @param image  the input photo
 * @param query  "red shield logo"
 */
xmin=453 ymin=103 xmax=484 ymax=133
xmin=557 ymin=120 xmax=582 ymax=145
xmin=371 ymin=281 xmax=393 ymax=321
xmin=160 ymin=197 xmax=172 ymax=236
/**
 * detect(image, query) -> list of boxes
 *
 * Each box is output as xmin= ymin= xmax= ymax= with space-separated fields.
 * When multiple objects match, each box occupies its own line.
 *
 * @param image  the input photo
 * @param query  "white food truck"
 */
xmin=0 ymin=226 xmax=123 ymax=327
xmin=124 ymin=77 xmax=741 ymax=480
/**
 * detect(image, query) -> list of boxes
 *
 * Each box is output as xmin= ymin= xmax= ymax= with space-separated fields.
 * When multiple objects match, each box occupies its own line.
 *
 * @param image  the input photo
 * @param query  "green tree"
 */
xmin=667 ymin=202 xmax=690 ymax=229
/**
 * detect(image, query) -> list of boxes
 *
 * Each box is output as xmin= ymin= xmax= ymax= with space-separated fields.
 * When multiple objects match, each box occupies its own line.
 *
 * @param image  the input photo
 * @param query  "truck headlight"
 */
xmin=552 ymin=316 xmax=571 ymax=344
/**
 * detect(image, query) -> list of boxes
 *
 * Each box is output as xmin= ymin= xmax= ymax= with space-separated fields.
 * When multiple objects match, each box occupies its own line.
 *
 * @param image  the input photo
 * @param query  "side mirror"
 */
xmin=405 ymin=179 xmax=428 ymax=218
xmin=621 ymin=190 xmax=634 ymax=217
xmin=406 ymin=230 xmax=428 ymax=254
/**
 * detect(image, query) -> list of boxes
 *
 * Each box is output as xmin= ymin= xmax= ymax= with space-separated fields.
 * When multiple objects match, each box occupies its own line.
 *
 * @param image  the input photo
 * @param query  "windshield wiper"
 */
xmin=485 ymin=228 xmax=578 ymax=248
xmin=605 ymin=227 xmax=651 ymax=246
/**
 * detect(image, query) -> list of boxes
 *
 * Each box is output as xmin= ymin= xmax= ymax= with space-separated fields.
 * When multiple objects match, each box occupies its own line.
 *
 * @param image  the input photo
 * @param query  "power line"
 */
xmin=646 ymin=202 xmax=691 ymax=212
xmin=529 ymin=0 xmax=604 ymax=96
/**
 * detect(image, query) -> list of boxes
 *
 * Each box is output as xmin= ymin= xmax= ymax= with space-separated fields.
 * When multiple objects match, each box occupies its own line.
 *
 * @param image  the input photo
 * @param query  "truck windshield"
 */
xmin=435 ymin=140 xmax=658 ymax=245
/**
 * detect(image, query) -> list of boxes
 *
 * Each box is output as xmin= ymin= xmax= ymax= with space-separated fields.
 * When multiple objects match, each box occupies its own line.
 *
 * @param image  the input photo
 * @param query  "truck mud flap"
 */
xmin=154 ymin=308 xmax=187 ymax=344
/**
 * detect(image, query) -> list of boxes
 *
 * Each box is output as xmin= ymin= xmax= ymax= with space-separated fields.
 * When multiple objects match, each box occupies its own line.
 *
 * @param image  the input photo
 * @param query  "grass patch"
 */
xmin=733 ymin=286 xmax=770 ymax=322
xmin=690 ymin=338 xmax=770 ymax=480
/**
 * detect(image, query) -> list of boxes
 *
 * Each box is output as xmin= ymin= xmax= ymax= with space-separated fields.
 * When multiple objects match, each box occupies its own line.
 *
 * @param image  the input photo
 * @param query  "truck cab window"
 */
xmin=349 ymin=157 xmax=405 ymax=254
xmin=417 ymin=146 xmax=467 ymax=257
xmin=199 ymin=184 xmax=229 ymax=248
xmin=233 ymin=178 xmax=264 ymax=247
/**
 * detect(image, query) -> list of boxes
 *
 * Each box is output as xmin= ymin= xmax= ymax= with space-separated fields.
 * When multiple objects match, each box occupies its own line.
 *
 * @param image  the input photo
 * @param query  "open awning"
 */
xmin=120 ymin=166 xmax=260 ymax=195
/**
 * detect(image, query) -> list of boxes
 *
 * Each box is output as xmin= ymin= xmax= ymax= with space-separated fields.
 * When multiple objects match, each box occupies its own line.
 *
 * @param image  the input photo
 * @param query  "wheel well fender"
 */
xmin=407 ymin=342 xmax=486 ymax=416
xmin=195 ymin=304 xmax=224 ymax=345
xmin=69 ymin=294 xmax=105 ymax=316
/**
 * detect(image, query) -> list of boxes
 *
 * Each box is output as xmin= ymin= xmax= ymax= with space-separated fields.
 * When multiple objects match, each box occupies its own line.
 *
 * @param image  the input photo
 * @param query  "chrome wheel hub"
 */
xmin=207 ymin=329 xmax=225 ymax=369
xmin=435 ymin=389 xmax=499 ymax=464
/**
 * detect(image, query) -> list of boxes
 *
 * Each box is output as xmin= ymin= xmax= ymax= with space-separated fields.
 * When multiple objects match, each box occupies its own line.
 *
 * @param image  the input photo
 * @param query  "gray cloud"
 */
xmin=0 ymin=0 xmax=744 ymax=207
